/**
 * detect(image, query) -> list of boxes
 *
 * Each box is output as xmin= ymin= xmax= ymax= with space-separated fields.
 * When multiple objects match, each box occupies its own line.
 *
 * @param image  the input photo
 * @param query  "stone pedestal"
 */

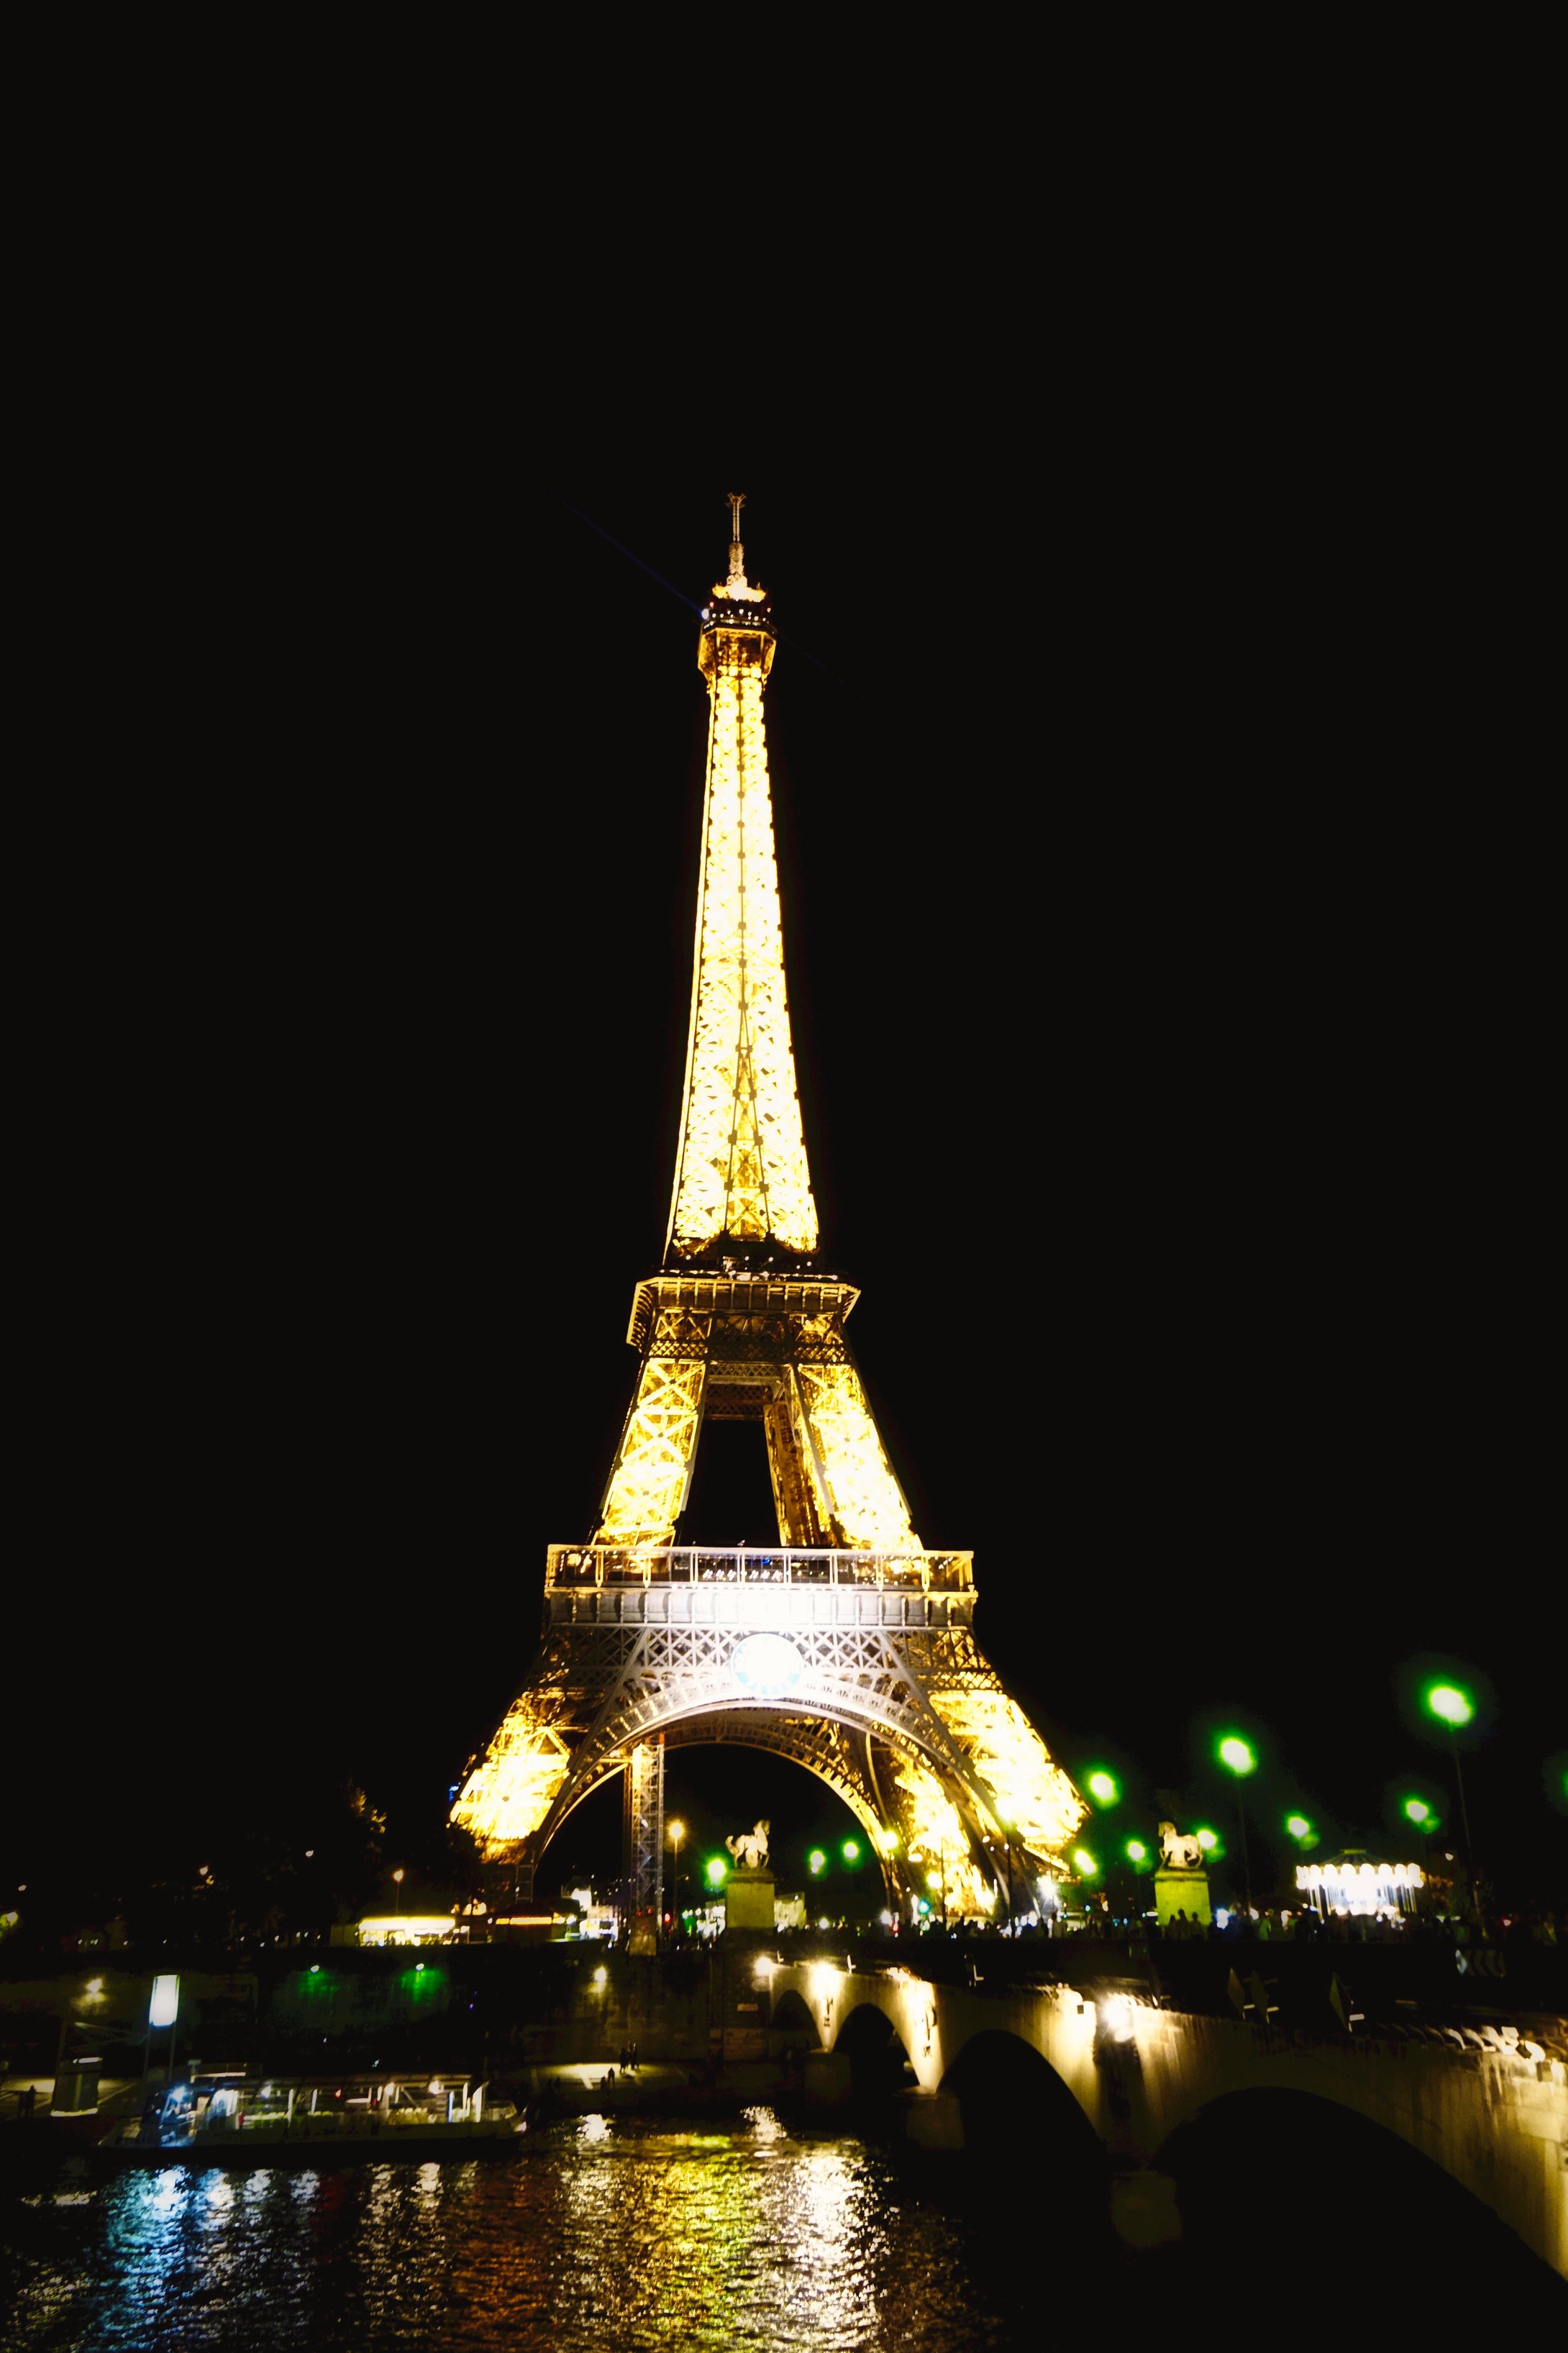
xmin=724 ymin=1868 xmax=775 ymax=1932
xmin=1154 ymin=1868 xmax=1211 ymax=1929
xmin=803 ymin=2050 xmax=853 ymax=2108
xmin=903 ymin=2089 xmax=965 ymax=2149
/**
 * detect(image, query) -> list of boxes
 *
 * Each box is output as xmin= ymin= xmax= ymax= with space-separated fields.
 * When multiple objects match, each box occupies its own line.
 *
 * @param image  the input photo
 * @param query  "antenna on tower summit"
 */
xmin=726 ymin=491 xmax=749 ymax=594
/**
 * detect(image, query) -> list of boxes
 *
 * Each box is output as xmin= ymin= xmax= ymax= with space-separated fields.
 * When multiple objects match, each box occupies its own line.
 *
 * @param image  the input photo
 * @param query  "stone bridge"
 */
xmin=769 ymin=1959 xmax=1568 ymax=2280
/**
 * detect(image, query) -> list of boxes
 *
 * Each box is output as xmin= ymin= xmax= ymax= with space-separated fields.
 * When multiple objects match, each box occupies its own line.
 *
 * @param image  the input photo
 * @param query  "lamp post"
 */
xmin=1217 ymin=1737 xmax=1256 ymax=1916
xmin=874 ymin=1826 xmax=901 ymax=1920
xmin=392 ymin=1867 xmax=405 ymax=1918
xmin=995 ymin=1812 xmax=1014 ymax=1925
xmin=667 ymin=1819 xmax=686 ymax=1939
xmin=1072 ymin=1847 xmax=1098 ymax=1931
xmin=1426 ymin=1685 xmax=1479 ymax=1919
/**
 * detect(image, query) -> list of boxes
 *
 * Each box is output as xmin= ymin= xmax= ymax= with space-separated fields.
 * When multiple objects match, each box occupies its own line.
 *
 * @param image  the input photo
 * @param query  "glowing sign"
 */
xmin=148 ymin=1975 xmax=179 ymax=2029
xmin=729 ymin=1634 xmax=805 ymax=1697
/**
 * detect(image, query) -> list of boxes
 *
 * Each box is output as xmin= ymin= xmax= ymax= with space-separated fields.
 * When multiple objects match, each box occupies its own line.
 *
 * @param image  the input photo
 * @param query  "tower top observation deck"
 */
xmin=698 ymin=489 xmax=775 ymax=662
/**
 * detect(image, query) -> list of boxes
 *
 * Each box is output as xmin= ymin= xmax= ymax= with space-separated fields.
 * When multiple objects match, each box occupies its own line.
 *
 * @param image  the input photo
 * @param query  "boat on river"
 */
xmin=101 ymin=2071 xmax=524 ymax=2166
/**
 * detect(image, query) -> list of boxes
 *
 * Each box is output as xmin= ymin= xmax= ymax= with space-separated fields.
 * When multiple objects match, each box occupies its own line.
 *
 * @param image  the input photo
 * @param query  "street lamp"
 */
xmin=1085 ymin=1770 xmax=1118 ymax=1806
xmin=808 ymin=1849 xmax=826 ymax=1878
xmin=667 ymin=1819 xmax=686 ymax=1934
xmin=1125 ymin=1839 xmax=1147 ymax=1864
xmin=1216 ymin=1736 xmax=1256 ymax=1913
xmin=1425 ymin=1683 xmax=1479 ymax=1917
xmin=1285 ymin=1816 xmax=1312 ymax=1843
xmin=392 ymin=1867 xmax=405 ymax=1917
xmin=994 ymin=1810 xmax=1016 ymax=1922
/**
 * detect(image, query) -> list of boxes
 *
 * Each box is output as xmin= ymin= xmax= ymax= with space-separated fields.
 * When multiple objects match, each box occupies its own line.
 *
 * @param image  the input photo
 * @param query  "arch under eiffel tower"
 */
xmin=453 ymin=496 xmax=1085 ymax=1929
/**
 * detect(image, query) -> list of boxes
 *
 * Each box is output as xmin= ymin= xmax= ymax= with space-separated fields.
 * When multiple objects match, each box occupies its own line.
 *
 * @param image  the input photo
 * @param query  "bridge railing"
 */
xmin=767 ymin=1934 xmax=1568 ymax=2038
xmin=545 ymin=1544 xmax=972 ymax=1593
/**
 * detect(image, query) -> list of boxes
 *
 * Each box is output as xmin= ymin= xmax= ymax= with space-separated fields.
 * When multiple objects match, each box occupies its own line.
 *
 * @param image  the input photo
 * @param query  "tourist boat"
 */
xmin=101 ymin=2071 xmax=524 ymax=2165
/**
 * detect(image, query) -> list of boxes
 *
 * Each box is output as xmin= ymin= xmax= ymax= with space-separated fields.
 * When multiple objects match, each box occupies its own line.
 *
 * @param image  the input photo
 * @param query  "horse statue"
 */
xmin=726 ymin=1820 xmax=771 ymax=1872
xmin=1159 ymin=1821 xmax=1206 ymax=1872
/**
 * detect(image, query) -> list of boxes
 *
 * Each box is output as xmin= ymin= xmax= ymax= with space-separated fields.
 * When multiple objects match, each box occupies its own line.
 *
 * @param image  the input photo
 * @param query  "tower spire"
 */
xmin=726 ymin=490 xmax=747 ymax=594
xmin=666 ymin=498 xmax=818 ymax=1262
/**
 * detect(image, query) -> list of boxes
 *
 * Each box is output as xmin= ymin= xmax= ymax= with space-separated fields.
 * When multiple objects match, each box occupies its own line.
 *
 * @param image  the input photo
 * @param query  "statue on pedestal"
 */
xmin=1154 ymin=1821 xmax=1212 ymax=1933
xmin=726 ymin=1821 xmax=771 ymax=1872
xmin=722 ymin=1821 xmax=775 ymax=1932
xmin=1159 ymin=1822 xmax=1205 ymax=1872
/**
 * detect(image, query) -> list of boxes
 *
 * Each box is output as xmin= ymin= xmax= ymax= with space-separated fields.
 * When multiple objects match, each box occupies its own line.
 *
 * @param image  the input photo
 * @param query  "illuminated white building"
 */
xmin=1296 ymin=1855 xmax=1426 ymax=1917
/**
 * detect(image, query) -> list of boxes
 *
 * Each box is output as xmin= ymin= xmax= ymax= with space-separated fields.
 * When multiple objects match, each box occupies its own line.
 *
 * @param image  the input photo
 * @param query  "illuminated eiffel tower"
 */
xmin=454 ymin=497 xmax=1085 ymax=1927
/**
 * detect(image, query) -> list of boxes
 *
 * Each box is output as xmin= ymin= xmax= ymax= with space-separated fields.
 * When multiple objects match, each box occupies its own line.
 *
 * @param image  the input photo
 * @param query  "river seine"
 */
xmin=4 ymin=2108 xmax=1106 ymax=2350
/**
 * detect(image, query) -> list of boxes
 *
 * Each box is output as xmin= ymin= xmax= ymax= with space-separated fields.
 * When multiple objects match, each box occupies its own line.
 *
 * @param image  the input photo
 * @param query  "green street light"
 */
xmin=1424 ymin=1682 xmax=1479 ymax=1919
xmin=1073 ymin=1848 xmax=1098 ymax=1878
xmin=1285 ymin=1816 xmax=1312 ymax=1841
xmin=1404 ymin=1797 xmax=1432 ymax=1825
xmin=1195 ymin=1829 xmax=1218 ymax=1853
xmin=1216 ymin=1737 xmax=1256 ymax=1908
xmin=1085 ymin=1770 xmax=1119 ymax=1806
xmin=1125 ymin=1839 xmax=1148 ymax=1863
xmin=705 ymin=1856 xmax=727 ymax=1888
xmin=808 ymin=1849 xmax=826 ymax=1877
xmin=842 ymin=1840 xmax=860 ymax=1865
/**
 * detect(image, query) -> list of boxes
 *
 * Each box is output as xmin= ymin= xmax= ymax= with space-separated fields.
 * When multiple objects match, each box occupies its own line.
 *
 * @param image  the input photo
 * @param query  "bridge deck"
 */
xmin=768 ymin=1947 xmax=1568 ymax=2280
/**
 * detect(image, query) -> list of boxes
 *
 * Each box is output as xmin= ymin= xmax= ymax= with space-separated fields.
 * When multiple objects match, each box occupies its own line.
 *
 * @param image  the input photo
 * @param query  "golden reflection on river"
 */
xmin=3 ymin=2109 xmax=1033 ymax=2351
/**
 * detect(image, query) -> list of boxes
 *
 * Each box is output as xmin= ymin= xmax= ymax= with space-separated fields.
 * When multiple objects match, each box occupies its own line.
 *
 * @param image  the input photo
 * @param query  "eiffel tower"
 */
xmin=454 ymin=496 xmax=1085 ymax=1928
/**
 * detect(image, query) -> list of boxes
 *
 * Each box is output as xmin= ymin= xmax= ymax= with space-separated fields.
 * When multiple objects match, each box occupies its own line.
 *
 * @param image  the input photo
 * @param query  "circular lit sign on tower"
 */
xmin=729 ymin=1634 xmax=806 ymax=1696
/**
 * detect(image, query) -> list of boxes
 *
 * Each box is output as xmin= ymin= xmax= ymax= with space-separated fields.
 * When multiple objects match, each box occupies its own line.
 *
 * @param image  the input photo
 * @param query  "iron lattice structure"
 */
xmin=454 ymin=503 xmax=1086 ymax=1922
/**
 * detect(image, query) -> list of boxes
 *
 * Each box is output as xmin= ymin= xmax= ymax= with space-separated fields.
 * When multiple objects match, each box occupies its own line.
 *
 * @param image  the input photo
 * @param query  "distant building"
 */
xmin=1296 ymin=1854 xmax=1426 ymax=1918
xmin=351 ymin=1914 xmax=461 ymax=1947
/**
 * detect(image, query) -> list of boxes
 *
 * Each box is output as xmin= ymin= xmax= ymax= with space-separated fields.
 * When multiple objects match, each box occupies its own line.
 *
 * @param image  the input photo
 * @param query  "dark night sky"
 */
xmin=9 ymin=450 xmax=1562 ymax=1916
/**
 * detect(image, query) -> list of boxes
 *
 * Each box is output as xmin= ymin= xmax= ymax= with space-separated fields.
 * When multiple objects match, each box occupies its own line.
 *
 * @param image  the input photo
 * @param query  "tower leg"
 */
xmin=621 ymin=1735 xmax=665 ymax=1950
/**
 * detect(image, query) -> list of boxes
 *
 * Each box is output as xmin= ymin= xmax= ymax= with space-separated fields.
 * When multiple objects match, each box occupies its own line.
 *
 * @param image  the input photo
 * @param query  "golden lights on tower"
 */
xmin=451 ymin=1721 xmax=570 ymax=1849
xmin=450 ymin=498 xmax=1088 ymax=1904
xmin=667 ymin=511 xmax=816 ymax=1260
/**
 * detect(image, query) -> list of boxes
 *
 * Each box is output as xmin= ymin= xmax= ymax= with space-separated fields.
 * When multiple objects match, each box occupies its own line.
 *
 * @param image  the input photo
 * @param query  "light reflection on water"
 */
xmin=1 ymin=2108 xmax=1057 ymax=2351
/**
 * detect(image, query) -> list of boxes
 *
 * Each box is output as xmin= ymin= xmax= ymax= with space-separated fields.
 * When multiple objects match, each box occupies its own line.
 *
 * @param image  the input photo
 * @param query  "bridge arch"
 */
xmin=939 ymin=2028 xmax=1103 ymax=2169
xmin=836 ymin=1999 xmax=916 ymax=2098
xmin=1149 ymin=2085 xmax=1565 ymax=2309
xmin=770 ymin=1987 xmax=822 ymax=2048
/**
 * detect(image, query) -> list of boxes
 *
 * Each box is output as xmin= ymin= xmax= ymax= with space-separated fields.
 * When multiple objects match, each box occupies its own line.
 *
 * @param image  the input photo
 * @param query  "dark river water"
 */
xmin=2 ymin=2109 xmax=1106 ymax=2351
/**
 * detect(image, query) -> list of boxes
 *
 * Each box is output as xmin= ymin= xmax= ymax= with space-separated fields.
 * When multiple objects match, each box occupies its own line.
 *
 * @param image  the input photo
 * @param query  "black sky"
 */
xmin=10 ymin=453 xmax=1562 ymax=1915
